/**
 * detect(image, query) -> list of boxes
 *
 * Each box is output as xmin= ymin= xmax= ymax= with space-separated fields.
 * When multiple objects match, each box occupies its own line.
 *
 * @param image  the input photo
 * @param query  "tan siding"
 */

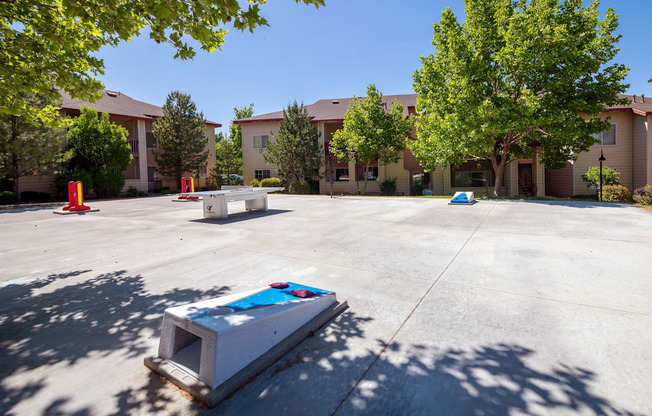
xmin=383 ymin=162 xmax=410 ymax=195
xmin=574 ymin=112 xmax=634 ymax=195
xmin=545 ymin=163 xmax=574 ymax=197
xmin=649 ymin=116 xmax=652 ymax=185
xmin=242 ymin=122 xmax=280 ymax=184
xmin=632 ymin=114 xmax=648 ymax=189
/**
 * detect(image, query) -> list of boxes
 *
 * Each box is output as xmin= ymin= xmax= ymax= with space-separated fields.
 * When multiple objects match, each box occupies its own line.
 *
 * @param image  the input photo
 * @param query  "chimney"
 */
xmin=633 ymin=94 xmax=636 ymax=103
xmin=643 ymin=94 xmax=646 ymax=103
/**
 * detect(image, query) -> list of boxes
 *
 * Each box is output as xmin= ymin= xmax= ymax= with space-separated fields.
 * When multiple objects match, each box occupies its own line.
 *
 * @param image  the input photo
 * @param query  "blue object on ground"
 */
xmin=225 ymin=282 xmax=333 ymax=311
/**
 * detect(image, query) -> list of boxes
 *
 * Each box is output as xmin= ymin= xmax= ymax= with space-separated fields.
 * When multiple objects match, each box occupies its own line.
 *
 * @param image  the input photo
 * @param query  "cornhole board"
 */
xmin=449 ymin=191 xmax=477 ymax=205
xmin=183 ymin=187 xmax=283 ymax=219
xmin=172 ymin=195 xmax=203 ymax=202
xmin=53 ymin=207 xmax=100 ymax=214
xmin=145 ymin=282 xmax=347 ymax=407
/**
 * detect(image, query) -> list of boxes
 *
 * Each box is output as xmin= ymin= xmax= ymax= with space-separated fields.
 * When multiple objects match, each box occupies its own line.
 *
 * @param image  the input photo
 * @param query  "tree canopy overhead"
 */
xmin=410 ymin=0 xmax=628 ymax=195
xmin=0 ymin=0 xmax=324 ymax=123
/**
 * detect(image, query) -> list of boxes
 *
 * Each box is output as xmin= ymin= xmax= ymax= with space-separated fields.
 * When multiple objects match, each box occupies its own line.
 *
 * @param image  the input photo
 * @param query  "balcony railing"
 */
xmin=128 ymin=139 xmax=139 ymax=157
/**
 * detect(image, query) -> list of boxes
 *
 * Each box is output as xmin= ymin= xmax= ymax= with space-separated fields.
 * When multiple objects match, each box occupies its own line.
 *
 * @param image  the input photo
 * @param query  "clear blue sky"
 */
xmin=96 ymin=0 xmax=652 ymax=135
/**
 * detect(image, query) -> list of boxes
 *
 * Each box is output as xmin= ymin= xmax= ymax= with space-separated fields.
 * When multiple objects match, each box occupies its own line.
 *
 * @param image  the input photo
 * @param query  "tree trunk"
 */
xmin=490 ymin=155 xmax=507 ymax=197
xmin=362 ymin=161 xmax=370 ymax=194
xmin=10 ymin=118 xmax=20 ymax=203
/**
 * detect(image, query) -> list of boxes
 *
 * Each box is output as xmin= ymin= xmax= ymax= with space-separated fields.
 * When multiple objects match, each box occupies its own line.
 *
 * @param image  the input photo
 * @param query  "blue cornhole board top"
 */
xmin=451 ymin=194 xmax=469 ymax=203
xmin=225 ymin=282 xmax=333 ymax=312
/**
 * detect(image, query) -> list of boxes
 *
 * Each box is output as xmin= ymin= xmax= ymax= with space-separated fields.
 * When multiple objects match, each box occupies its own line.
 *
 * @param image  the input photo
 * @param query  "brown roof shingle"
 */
xmin=234 ymin=94 xmax=417 ymax=124
xmin=60 ymin=90 xmax=221 ymax=126
xmin=236 ymin=92 xmax=652 ymax=124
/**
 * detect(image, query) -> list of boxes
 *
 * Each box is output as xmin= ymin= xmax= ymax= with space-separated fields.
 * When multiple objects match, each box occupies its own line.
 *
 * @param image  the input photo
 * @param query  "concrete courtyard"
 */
xmin=0 ymin=195 xmax=650 ymax=416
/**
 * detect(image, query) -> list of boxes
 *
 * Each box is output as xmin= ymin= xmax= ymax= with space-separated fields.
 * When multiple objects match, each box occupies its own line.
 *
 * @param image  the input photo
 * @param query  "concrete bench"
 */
xmin=185 ymin=187 xmax=283 ymax=219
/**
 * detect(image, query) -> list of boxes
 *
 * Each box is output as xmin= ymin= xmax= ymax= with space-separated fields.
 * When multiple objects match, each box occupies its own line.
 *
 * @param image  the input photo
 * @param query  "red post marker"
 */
xmin=68 ymin=181 xmax=91 ymax=211
xmin=62 ymin=181 xmax=76 ymax=211
xmin=178 ymin=177 xmax=188 ymax=199
xmin=187 ymin=177 xmax=199 ymax=199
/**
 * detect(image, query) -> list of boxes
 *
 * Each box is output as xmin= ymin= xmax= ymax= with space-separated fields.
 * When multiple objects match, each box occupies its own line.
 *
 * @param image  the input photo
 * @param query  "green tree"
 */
xmin=212 ymin=104 xmax=254 ymax=186
xmin=582 ymin=166 xmax=620 ymax=197
xmin=153 ymin=91 xmax=209 ymax=187
xmin=330 ymin=84 xmax=413 ymax=193
xmin=66 ymin=106 xmax=133 ymax=198
xmin=0 ymin=0 xmax=323 ymax=124
xmin=262 ymin=101 xmax=323 ymax=183
xmin=411 ymin=0 xmax=628 ymax=196
xmin=213 ymin=132 xmax=244 ymax=187
xmin=0 ymin=94 xmax=67 ymax=201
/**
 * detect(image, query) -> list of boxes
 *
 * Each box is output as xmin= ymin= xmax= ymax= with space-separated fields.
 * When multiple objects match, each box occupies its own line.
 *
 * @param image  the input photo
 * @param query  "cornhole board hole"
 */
xmin=145 ymin=282 xmax=347 ymax=407
xmin=53 ymin=207 xmax=100 ymax=214
xmin=449 ymin=191 xmax=477 ymax=205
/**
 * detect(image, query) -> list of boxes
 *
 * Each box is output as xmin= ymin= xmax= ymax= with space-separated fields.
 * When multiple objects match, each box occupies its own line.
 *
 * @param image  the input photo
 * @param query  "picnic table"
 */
xmin=184 ymin=186 xmax=283 ymax=219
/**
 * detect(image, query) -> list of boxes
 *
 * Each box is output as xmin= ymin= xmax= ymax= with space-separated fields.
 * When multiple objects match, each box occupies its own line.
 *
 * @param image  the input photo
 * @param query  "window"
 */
xmin=255 ymin=169 xmax=271 ymax=180
xmin=147 ymin=166 xmax=158 ymax=182
xmin=253 ymin=135 xmax=269 ymax=149
xmin=593 ymin=124 xmax=616 ymax=146
xmin=451 ymin=160 xmax=494 ymax=188
xmin=357 ymin=166 xmax=378 ymax=180
xmin=335 ymin=168 xmax=349 ymax=181
xmin=146 ymin=132 xmax=157 ymax=148
xmin=453 ymin=171 xmax=493 ymax=187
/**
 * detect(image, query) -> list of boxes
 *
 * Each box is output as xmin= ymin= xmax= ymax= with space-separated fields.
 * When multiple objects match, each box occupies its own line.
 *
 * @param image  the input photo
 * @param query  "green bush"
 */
xmin=93 ymin=168 xmax=125 ymax=198
xmin=633 ymin=185 xmax=652 ymax=205
xmin=126 ymin=186 xmax=140 ymax=197
xmin=289 ymin=181 xmax=311 ymax=194
xmin=55 ymin=168 xmax=94 ymax=198
xmin=602 ymin=185 xmax=632 ymax=202
xmin=249 ymin=179 xmax=261 ymax=187
xmin=581 ymin=166 xmax=620 ymax=192
xmin=0 ymin=191 xmax=16 ymax=205
xmin=410 ymin=179 xmax=425 ymax=196
xmin=260 ymin=177 xmax=282 ymax=188
xmin=379 ymin=177 xmax=397 ymax=196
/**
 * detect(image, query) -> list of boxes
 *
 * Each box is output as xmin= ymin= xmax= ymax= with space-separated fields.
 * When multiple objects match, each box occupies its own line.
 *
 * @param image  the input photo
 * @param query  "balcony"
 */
xmin=128 ymin=139 xmax=139 ymax=157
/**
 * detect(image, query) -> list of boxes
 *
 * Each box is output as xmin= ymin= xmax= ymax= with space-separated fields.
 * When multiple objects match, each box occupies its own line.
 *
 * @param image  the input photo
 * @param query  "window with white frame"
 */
xmin=253 ymin=135 xmax=269 ymax=149
xmin=255 ymin=169 xmax=271 ymax=180
xmin=335 ymin=168 xmax=349 ymax=181
xmin=592 ymin=123 xmax=616 ymax=146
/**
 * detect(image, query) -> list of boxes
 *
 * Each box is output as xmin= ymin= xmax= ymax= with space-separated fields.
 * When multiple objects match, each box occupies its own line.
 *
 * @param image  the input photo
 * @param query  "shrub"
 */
xmin=289 ymin=181 xmax=311 ymax=194
xmin=633 ymin=185 xmax=652 ymax=205
xmin=410 ymin=179 xmax=425 ymax=196
xmin=93 ymin=168 xmax=125 ymax=198
xmin=126 ymin=186 xmax=139 ymax=197
xmin=250 ymin=179 xmax=261 ymax=187
xmin=20 ymin=192 xmax=52 ymax=203
xmin=0 ymin=191 xmax=16 ymax=205
xmin=602 ymin=185 xmax=632 ymax=202
xmin=581 ymin=166 xmax=620 ymax=192
xmin=379 ymin=177 xmax=397 ymax=196
xmin=260 ymin=177 xmax=282 ymax=188
xmin=55 ymin=168 xmax=94 ymax=198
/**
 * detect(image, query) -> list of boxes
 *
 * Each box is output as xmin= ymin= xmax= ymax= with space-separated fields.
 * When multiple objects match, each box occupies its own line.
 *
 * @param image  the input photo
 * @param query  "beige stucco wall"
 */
xmin=632 ymin=114 xmax=649 ymax=189
xmin=648 ymin=115 xmax=652 ymax=186
xmin=574 ymin=111 xmax=634 ymax=195
xmin=242 ymin=122 xmax=280 ymax=185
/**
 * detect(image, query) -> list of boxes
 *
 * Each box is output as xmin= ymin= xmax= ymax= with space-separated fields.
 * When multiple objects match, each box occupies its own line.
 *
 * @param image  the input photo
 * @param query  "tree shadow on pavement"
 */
xmin=0 ymin=269 xmax=229 ymax=416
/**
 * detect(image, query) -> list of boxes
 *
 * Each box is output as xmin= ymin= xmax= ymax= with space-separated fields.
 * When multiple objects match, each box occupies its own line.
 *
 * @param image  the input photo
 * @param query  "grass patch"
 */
xmin=635 ymin=203 xmax=652 ymax=213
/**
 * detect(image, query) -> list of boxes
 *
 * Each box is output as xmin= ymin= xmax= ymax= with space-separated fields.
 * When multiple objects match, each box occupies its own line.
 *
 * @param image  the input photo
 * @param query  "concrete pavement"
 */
xmin=0 ymin=195 xmax=650 ymax=415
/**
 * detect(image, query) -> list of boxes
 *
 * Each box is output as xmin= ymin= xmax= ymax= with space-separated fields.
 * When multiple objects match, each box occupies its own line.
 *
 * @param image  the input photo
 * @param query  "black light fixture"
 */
xmin=599 ymin=150 xmax=606 ymax=202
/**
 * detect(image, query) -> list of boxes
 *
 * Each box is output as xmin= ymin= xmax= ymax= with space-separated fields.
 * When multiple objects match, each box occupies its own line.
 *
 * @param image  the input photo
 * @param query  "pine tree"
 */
xmin=153 ymin=91 xmax=208 ymax=187
xmin=0 ymin=94 xmax=66 ymax=201
xmin=262 ymin=101 xmax=323 ymax=183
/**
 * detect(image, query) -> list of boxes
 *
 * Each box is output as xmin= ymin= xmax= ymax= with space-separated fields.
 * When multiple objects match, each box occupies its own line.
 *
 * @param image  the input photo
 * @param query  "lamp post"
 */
xmin=350 ymin=148 xmax=359 ymax=195
xmin=599 ymin=150 xmax=606 ymax=202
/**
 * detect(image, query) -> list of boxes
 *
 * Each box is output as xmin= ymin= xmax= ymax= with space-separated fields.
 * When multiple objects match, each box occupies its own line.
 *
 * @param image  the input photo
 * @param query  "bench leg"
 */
xmin=203 ymin=196 xmax=229 ymax=219
xmin=245 ymin=195 xmax=268 ymax=212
